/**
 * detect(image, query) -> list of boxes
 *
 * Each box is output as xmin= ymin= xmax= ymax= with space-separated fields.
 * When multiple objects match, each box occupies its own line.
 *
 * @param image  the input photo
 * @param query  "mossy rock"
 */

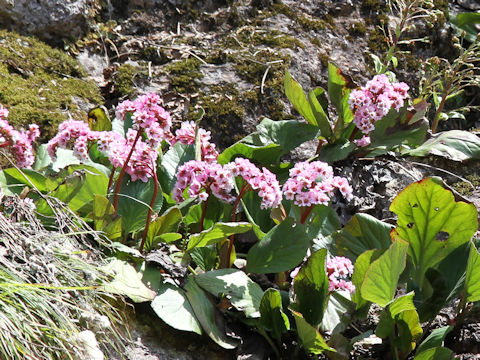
xmin=0 ymin=30 xmax=102 ymax=141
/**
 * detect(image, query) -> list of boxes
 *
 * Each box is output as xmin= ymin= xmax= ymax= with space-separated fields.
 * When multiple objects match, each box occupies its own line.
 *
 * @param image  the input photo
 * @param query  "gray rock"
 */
xmin=0 ymin=0 xmax=94 ymax=44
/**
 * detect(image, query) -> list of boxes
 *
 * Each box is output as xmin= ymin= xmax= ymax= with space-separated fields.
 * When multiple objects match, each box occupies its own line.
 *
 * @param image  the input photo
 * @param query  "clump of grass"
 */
xmin=0 ymin=193 xmax=128 ymax=359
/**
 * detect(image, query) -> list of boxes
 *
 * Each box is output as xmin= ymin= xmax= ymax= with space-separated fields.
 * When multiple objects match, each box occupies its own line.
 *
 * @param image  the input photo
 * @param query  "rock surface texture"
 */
xmin=0 ymin=0 xmax=93 ymax=44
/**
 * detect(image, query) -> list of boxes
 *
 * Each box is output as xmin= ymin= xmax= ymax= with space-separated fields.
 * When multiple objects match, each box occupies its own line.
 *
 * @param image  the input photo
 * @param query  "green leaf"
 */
xmin=456 ymin=12 xmax=480 ymax=26
xmin=195 ymin=269 xmax=264 ymax=318
xmin=240 ymin=188 xmax=275 ymax=234
xmin=320 ymin=291 xmax=355 ymax=335
xmin=91 ymin=195 xmax=122 ymax=240
xmin=259 ymin=288 xmax=290 ymax=340
xmin=390 ymin=177 xmax=478 ymax=279
xmin=145 ymin=207 xmax=182 ymax=252
xmin=376 ymin=292 xmax=423 ymax=355
xmin=151 ymin=283 xmax=202 ymax=334
xmin=187 ymin=222 xmax=252 ymax=251
xmin=318 ymin=139 xmax=356 ymax=163
xmin=334 ymin=213 xmax=393 ymax=261
xmin=158 ymin=143 xmax=195 ymax=192
xmin=218 ymin=118 xmax=319 ymax=165
xmin=305 ymin=205 xmax=341 ymax=242
xmin=190 ymin=246 xmax=217 ymax=271
xmin=114 ymin=174 xmax=163 ymax=235
xmin=361 ymin=239 xmax=409 ymax=307
xmin=308 ymin=88 xmax=332 ymax=137
xmin=88 ymin=106 xmax=112 ymax=132
xmin=52 ymin=165 xmax=109 ymax=214
xmin=291 ymin=309 xmax=335 ymax=355
xmin=351 ymin=250 xmax=381 ymax=314
xmin=0 ymin=168 xmax=47 ymax=195
xmin=291 ymin=249 xmax=329 ymax=327
xmin=415 ymin=326 xmax=453 ymax=355
xmin=404 ymin=130 xmax=480 ymax=161
xmin=246 ymin=217 xmax=310 ymax=274
xmin=465 ymin=242 xmax=480 ymax=302
xmin=284 ymin=71 xmax=316 ymax=125
xmin=184 ymin=195 xmax=232 ymax=232
xmin=184 ymin=277 xmax=239 ymax=349
xmin=369 ymin=99 xmax=428 ymax=155
xmin=328 ymin=63 xmax=355 ymax=137
xmin=101 ymin=258 xmax=156 ymax=302
xmin=414 ymin=347 xmax=453 ymax=360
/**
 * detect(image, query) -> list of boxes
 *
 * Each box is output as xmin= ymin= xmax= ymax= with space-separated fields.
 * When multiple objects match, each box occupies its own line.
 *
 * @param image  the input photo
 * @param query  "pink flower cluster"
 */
xmin=0 ymin=105 xmax=40 ymax=168
xmin=226 ymin=158 xmax=282 ymax=209
xmin=348 ymin=74 xmax=409 ymax=145
xmin=115 ymin=93 xmax=174 ymax=147
xmin=326 ymin=256 xmax=355 ymax=293
xmin=47 ymin=94 xmax=176 ymax=182
xmin=282 ymin=161 xmax=353 ymax=207
xmin=173 ymin=121 xmax=218 ymax=162
xmin=173 ymin=160 xmax=235 ymax=203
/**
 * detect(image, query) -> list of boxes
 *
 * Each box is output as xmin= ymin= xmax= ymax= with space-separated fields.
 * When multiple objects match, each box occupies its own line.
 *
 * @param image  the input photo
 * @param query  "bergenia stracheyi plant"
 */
xmin=0 ymin=63 xmax=479 ymax=359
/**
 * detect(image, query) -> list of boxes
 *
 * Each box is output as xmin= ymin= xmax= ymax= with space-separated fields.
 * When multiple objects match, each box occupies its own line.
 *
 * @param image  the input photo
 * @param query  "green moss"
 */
xmin=164 ymin=58 xmax=203 ymax=93
xmin=0 ymin=30 xmax=102 ymax=140
xmin=318 ymin=52 xmax=331 ymax=68
xmin=451 ymin=174 xmax=480 ymax=197
xmin=114 ymin=64 xmax=143 ymax=98
xmin=272 ymin=3 xmax=332 ymax=32
xmin=349 ymin=21 xmax=367 ymax=36
xmin=361 ymin=0 xmax=382 ymax=10
xmin=240 ymin=30 xmax=304 ymax=49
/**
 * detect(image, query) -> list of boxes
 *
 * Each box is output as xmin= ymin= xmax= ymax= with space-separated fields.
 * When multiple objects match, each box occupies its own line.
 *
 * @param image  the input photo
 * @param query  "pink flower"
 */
xmin=173 ymin=160 xmax=235 ymax=204
xmin=282 ymin=161 xmax=352 ymax=207
xmin=226 ymin=158 xmax=282 ymax=209
xmin=327 ymin=256 xmax=355 ymax=293
xmin=173 ymin=121 xmax=219 ymax=162
xmin=0 ymin=105 xmax=40 ymax=168
xmin=349 ymin=75 xmax=410 ymax=136
xmin=354 ymin=135 xmax=371 ymax=148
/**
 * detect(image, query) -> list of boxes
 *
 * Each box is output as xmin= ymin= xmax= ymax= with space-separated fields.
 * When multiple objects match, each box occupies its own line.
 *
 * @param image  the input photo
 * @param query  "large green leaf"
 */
xmin=318 ymin=139 xmax=356 ymax=163
xmin=404 ymin=130 xmax=480 ymax=161
xmin=415 ymin=326 xmax=453 ymax=356
xmin=114 ymin=174 xmax=163 ymax=235
xmin=100 ymin=258 xmax=156 ymax=302
xmin=361 ymin=239 xmax=409 ymax=307
xmin=376 ymin=292 xmax=423 ymax=356
xmin=351 ymin=249 xmax=381 ymax=315
xmin=218 ymin=118 xmax=319 ymax=165
xmin=91 ymin=195 xmax=122 ymax=241
xmin=291 ymin=249 xmax=329 ymax=327
xmin=158 ymin=142 xmax=195 ymax=192
xmin=328 ymin=63 xmax=355 ymax=137
xmin=151 ymin=283 xmax=202 ymax=334
xmin=390 ymin=177 xmax=478 ymax=284
xmin=320 ymin=291 xmax=355 ymax=335
xmin=334 ymin=213 xmax=393 ymax=261
xmin=246 ymin=217 xmax=310 ymax=274
xmin=465 ymin=242 xmax=480 ymax=302
xmin=184 ymin=278 xmax=239 ymax=349
xmin=291 ymin=309 xmax=335 ymax=355
xmin=187 ymin=222 xmax=252 ymax=251
xmin=0 ymin=167 xmax=47 ymax=195
xmin=259 ymin=288 xmax=290 ymax=340
xmin=284 ymin=71 xmax=316 ymax=125
xmin=145 ymin=207 xmax=182 ymax=252
xmin=184 ymin=195 xmax=232 ymax=232
xmin=308 ymin=88 xmax=332 ymax=138
xmin=369 ymin=99 xmax=428 ymax=155
xmin=195 ymin=269 xmax=263 ymax=318
xmin=305 ymin=205 xmax=341 ymax=243
xmin=414 ymin=347 xmax=453 ymax=360
xmin=53 ymin=165 xmax=109 ymax=214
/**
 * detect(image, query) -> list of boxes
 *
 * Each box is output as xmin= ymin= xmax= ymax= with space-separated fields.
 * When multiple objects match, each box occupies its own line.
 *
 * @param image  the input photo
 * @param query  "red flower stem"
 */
xmin=139 ymin=168 xmax=159 ymax=254
xmin=107 ymin=167 xmax=116 ymax=192
xmin=348 ymin=127 xmax=359 ymax=142
xmin=199 ymin=190 xmax=211 ymax=232
xmin=224 ymin=183 xmax=249 ymax=268
xmin=113 ymin=130 xmax=141 ymax=213
xmin=300 ymin=206 xmax=313 ymax=225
